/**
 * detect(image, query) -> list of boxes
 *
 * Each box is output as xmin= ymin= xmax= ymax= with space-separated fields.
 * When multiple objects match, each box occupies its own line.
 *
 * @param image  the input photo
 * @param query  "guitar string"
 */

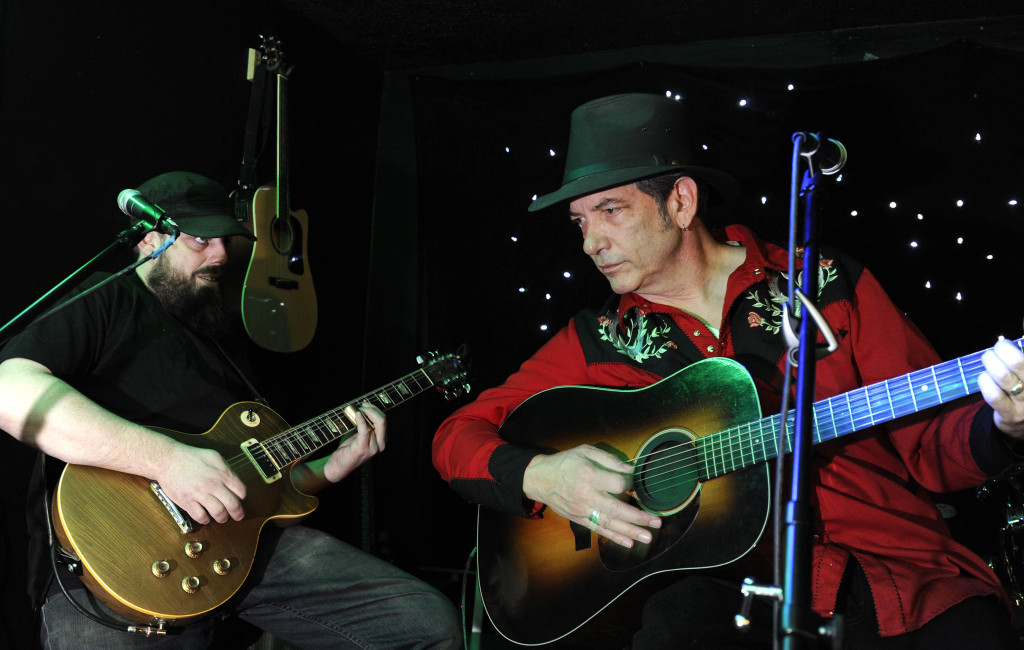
xmin=218 ymin=371 xmax=437 ymax=472
xmin=632 ymin=355 xmax=983 ymax=496
xmin=627 ymin=352 xmax=989 ymax=501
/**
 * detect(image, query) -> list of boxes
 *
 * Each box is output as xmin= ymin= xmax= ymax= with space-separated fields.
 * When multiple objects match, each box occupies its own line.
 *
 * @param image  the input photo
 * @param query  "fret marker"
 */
xmin=377 ymin=392 xmax=393 ymax=405
xmin=397 ymin=382 xmax=412 ymax=397
xmin=920 ymin=384 xmax=930 ymax=392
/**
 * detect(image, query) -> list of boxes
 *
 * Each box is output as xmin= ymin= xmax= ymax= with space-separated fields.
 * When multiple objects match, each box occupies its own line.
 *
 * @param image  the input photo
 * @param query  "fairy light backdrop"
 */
xmin=405 ymin=46 xmax=1024 ymax=399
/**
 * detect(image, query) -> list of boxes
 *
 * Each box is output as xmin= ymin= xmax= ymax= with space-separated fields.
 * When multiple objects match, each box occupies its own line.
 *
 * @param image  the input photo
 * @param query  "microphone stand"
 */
xmin=0 ymin=221 xmax=173 ymax=344
xmin=778 ymin=133 xmax=843 ymax=650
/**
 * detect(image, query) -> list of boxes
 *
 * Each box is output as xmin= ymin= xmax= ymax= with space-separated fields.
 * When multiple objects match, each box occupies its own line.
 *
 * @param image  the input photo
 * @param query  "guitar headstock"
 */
xmin=418 ymin=348 xmax=471 ymax=401
xmin=247 ymin=34 xmax=287 ymax=81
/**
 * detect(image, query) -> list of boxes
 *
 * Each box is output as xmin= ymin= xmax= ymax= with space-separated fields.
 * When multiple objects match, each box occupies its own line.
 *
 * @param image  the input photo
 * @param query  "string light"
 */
xmin=493 ymin=75 xmax=1017 ymax=351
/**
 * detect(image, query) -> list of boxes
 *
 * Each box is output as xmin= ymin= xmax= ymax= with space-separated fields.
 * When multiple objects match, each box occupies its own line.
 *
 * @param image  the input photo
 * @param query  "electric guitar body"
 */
xmin=52 ymin=404 xmax=309 ymax=625
xmin=51 ymin=352 xmax=468 ymax=626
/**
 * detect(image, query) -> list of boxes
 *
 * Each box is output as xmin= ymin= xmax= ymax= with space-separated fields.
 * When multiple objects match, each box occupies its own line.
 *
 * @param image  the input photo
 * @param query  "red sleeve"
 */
xmin=431 ymin=320 xmax=594 ymax=513
xmin=831 ymin=268 xmax=994 ymax=491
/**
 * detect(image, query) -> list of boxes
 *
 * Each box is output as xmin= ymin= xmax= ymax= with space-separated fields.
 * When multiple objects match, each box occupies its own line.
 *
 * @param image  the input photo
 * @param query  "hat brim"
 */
xmin=174 ymin=214 xmax=257 ymax=241
xmin=527 ymin=165 xmax=740 ymax=213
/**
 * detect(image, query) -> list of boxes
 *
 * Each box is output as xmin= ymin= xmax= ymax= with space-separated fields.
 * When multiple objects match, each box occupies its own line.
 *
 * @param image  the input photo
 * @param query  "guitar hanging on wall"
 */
xmin=240 ymin=36 xmax=318 ymax=353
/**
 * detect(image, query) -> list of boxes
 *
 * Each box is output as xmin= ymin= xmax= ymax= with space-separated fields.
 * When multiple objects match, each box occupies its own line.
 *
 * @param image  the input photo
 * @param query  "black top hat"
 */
xmin=528 ymin=93 xmax=739 ymax=212
xmin=137 ymin=171 xmax=256 ymax=240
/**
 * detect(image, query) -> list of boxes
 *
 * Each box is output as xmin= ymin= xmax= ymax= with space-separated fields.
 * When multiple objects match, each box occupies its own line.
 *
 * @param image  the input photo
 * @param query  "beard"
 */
xmin=147 ymin=257 xmax=230 ymax=338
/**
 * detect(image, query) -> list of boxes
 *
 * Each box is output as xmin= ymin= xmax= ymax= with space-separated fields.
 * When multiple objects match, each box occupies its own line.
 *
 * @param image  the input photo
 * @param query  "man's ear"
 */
xmin=667 ymin=176 xmax=699 ymax=230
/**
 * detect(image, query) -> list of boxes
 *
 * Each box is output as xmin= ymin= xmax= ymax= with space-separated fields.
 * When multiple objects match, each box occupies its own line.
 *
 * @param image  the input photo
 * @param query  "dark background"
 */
xmin=2 ymin=2 xmax=1024 ymax=647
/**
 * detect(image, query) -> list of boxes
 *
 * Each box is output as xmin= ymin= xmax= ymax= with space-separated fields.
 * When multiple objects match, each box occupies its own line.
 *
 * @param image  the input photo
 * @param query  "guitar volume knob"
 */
xmin=181 ymin=576 xmax=201 ymax=594
xmin=151 ymin=560 xmax=171 ymax=578
xmin=184 ymin=541 xmax=205 ymax=558
xmin=213 ymin=559 xmax=232 ymax=576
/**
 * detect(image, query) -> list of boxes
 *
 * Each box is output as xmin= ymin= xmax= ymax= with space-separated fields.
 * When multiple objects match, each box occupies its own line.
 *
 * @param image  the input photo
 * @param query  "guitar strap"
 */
xmin=210 ymin=337 xmax=270 ymax=407
xmin=233 ymin=64 xmax=275 ymax=222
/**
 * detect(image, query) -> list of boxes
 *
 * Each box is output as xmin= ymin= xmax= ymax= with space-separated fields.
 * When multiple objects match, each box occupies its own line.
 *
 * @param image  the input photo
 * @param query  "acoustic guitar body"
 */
xmin=241 ymin=185 xmax=317 ymax=352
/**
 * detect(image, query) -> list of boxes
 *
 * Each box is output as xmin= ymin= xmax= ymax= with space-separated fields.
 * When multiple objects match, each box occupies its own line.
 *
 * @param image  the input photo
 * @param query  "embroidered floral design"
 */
xmin=745 ymin=254 xmax=838 ymax=335
xmin=597 ymin=308 xmax=675 ymax=363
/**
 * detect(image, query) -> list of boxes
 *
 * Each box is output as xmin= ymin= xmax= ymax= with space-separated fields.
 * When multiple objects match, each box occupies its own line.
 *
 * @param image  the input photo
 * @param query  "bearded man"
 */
xmin=0 ymin=171 xmax=460 ymax=649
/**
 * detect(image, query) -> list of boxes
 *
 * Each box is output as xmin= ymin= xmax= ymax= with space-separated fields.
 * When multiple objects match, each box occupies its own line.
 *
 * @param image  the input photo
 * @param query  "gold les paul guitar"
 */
xmin=52 ymin=352 xmax=468 ymax=627
xmin=478 ymin=340 xmax=1023 ymax=646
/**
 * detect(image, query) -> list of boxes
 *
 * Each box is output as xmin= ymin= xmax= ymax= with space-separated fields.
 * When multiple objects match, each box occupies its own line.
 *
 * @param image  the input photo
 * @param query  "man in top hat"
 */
xmin=0 ymin=171 xmax=460 ymax=648
xmin=432 ymin=94 xmax=1024 ymax=646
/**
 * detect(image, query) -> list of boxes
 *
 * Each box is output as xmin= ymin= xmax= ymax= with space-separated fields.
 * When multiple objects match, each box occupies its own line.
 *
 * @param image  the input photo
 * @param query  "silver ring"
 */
xmin=589 ymin=509 xmax=601 ymax=527
xmin=1011 ymin=381 xmax=1024 ymax=397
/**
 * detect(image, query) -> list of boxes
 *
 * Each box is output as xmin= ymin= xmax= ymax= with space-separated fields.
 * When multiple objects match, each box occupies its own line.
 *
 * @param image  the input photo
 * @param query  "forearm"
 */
xmin=0 ymin=357 xmax=178 ymax=478
xmin=290 ymin=456 xmax=332 ymax=495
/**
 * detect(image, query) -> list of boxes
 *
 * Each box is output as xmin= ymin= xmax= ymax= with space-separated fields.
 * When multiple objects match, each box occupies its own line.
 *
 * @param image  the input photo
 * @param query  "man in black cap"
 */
xmin=0 ymin=171 xmax=460 ymax=648
xmin=432 ymin=94 xmax=1024 ymax=647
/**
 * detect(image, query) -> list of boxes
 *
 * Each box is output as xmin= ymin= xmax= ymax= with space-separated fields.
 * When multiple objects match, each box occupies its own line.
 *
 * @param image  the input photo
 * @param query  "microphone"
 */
xmin=117 ymin=189 xmax=179 ymax=236
xmin=794 ymin=132 xmax=847 ymax=176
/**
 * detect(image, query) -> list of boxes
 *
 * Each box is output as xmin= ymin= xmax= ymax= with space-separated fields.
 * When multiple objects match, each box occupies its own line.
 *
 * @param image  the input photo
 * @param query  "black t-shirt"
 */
xmin=0 ymin=271 xmax=256 ymax=606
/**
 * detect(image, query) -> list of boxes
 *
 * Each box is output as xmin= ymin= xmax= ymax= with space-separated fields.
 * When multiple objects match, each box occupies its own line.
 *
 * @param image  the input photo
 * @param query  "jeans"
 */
xmin=39 ymin=525 xmax=462 ymax=649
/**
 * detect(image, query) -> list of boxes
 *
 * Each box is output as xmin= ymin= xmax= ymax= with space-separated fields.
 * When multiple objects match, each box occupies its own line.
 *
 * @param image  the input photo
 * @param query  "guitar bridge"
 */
xmin=268 ymin=277 xmax=299 ymax=290
xmin=150 ymin=482 xmax=198 ymax=534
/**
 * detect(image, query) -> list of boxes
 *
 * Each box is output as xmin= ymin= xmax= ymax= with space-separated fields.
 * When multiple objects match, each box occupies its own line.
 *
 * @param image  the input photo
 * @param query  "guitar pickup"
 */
xmin=268 ymin=277 xmax=299 ymax=290
xmin=150 ymin=482 xmax=198 ymax=534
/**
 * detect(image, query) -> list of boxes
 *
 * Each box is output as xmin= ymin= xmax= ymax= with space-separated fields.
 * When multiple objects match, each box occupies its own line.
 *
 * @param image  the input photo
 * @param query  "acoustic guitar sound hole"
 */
xmin=271 ymin=216 xmax=294 ymax=254
xmin=633 ymin=429 xmax=699 ymax=515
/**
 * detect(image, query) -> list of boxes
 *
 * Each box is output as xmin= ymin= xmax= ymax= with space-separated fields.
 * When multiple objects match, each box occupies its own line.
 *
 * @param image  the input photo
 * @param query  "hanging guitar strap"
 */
xmin=233 ymin=59 xmax=275 ymax=223
xmin=210 ymin=336 xmax=270 ymax=408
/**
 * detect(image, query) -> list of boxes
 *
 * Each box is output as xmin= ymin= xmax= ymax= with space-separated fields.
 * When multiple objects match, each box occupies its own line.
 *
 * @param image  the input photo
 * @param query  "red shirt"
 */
xmin=433 ymin=225 xmax=1015 ymax=636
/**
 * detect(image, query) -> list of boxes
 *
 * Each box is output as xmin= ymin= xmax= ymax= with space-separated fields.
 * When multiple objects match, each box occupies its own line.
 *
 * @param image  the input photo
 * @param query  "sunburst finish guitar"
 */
xmin=478 ymin=340 xmax=1022 ymax=646
xmin=52 ymin=352 xmax=467 ymax=626
xmin=240 ymin=36 xmax=317 ymax=353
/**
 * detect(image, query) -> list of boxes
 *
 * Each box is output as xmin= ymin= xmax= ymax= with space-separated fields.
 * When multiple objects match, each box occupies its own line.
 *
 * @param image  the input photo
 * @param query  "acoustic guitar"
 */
xmin=52 ymin=351 xmax=468 ymax=626
xmin=477 ymin=340 xmax=1021 ymax=646
xmin=240 ymin=35 xmax=318 ymax=353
